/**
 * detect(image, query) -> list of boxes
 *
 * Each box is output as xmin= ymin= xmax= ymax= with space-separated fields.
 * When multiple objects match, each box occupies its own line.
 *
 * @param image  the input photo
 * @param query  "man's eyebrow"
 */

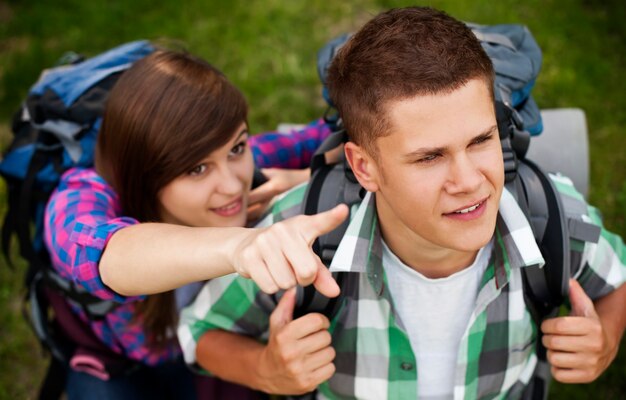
xmin=402 ymin=125 xmax=498 ymax=160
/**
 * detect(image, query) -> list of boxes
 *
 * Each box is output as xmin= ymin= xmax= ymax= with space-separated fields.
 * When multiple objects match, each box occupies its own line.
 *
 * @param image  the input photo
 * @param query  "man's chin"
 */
xmin=447 ymin=224 xmax=496 ymax=253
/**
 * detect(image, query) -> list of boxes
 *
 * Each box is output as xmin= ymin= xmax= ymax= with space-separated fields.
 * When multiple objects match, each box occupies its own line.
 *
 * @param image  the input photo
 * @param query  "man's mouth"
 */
xmin=453 ymin=201 xmax=483 ymax=214
xmin=444 ymin=197 xmax=489 ymax=219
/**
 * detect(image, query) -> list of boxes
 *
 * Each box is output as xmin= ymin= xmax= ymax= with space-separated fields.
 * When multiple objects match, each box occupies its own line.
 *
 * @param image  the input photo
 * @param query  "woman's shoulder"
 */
xmin=57 ymin=166 xmax=113 ymax=193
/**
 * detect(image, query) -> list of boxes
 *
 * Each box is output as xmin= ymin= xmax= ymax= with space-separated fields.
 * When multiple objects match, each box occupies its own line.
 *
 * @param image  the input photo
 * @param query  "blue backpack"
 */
xmin=0 ymin=40 xmax=155 ymax=274
xmin=0 ymin=41 xmax=156 ymax=398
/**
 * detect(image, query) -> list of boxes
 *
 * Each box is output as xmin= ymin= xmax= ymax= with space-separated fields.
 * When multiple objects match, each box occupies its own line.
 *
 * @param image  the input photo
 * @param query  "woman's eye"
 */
xmin=189 ymin=164 xmax=207 ymax=176
xmin=230 ymin=141 xmax=247 ymax=156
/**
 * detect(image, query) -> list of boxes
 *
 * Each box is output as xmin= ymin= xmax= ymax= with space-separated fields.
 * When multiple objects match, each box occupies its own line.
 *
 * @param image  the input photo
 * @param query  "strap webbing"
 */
xmin=37 ymin=356 xmax=67 ymax=400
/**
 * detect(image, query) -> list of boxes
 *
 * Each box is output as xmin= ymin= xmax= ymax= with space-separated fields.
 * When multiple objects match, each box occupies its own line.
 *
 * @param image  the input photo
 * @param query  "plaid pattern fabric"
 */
xmin=251 ymin=119 xmax=332 ymax=169
xmin=178 ymin=175 xmax=625 ymax=399
xmin=42 ymin=123 xmax=331 ymax=365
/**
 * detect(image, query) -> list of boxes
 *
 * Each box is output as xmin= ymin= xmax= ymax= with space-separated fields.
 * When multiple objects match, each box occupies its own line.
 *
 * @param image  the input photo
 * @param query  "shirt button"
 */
xmin=400 ymin=362 xmax=413 ymax=371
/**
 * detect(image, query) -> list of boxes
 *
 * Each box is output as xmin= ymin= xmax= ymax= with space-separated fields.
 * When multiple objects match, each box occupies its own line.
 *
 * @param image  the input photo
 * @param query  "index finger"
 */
xmin=541 ymin=316 xmax=596 ymax=336
xmin=285 ymin=312 xmax=331 ymax=340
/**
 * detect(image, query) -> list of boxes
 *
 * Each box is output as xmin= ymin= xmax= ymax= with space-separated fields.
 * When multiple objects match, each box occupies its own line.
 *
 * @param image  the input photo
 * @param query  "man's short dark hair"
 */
xmin=326 ymin=6 xmax=494 ymax=155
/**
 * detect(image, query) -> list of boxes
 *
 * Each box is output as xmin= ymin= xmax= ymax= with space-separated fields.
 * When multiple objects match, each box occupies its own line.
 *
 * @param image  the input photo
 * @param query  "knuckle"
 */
xmin=554 ymin=319 xmax=567 ymax=332
xmin=305 ymin=380 xmax=318 ymax=392
xmin=277 ymin=276 xmax=296 ymax=289
xmin=309 ymin=313 xmax=329 ymax=328
xmin=241 ymin=248 xmax=257 ymax=266
xmin=271 ymin=222 xmax=289 ymax=237
xmin=274 ymin=330 xmax=289 ymax=345
xmin=295 ymin=380 xmax=313 ymax=393
xmin=321 ymin=331 xmax=333 ymax=346
xmin=298 ymin=265 xmax=316 ymax=281
xmin=588 ymin=360 xmax=600 ymax=373
xmin=589 ymin=323 xmax=602 ymax=337
xmin=286 ymin=360 xmax=302 ymax=375
xmin=320 ymin=363 xmax=336 ymax=382
xmin=280 ymin=349 xmax=296 ymax=365
xmin=256 ymin=232 xmax=271 ymax=247
xmin=297 ymin=267 xmax=315 ymax=286
xmin=264 ymin=284 xmax=279 ymax=294
xmin=327 ymin=346 xmax=337 ymax=361
xmin=546 ymin=350 xmax=556 ymax=365
xmin=552 ymin=372 xmax=564 ymax=383
xmin=580 ymin=370 xmax=594 ymax=383
xmin=589 ymin=340 xmax=603 ymax=354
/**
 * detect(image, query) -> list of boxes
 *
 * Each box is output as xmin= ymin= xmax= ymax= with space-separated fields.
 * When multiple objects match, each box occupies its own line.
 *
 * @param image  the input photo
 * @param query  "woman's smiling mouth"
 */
xmin=211 ymin=197 xmax=243 ymax=217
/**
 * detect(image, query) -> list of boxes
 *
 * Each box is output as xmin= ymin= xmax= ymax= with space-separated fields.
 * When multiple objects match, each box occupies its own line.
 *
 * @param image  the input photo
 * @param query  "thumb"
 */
xmin=568 ymin=279 xmax=598 ymax=318
xmin=313 ymin=263 xmax=340 ymax=298
xmin=301 ymin=204 xmax=349 ymax=244
xmin=270 ymin=287 xmax=297 ymax=331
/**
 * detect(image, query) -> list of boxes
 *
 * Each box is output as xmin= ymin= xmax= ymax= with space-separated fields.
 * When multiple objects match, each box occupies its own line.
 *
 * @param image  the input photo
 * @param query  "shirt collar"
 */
xmin=495 ymin=188 xmax=545 ymax=269
xmin=329 ymin=188 xmax=545 ymax=277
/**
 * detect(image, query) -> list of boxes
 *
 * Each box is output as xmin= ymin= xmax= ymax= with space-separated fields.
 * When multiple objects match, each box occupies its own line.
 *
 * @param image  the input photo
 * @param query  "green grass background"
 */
xmin=0 ymin=0 xmax=624 ymax=398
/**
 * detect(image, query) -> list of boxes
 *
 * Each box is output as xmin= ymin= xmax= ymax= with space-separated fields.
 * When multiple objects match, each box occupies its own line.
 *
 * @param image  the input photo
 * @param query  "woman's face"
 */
xmin=158 ymin=122 xmax=254 ymax=227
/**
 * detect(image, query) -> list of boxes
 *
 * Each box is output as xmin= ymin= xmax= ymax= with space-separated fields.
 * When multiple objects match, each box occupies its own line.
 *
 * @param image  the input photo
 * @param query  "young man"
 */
xmin=178 ymin=6 xmax=626 ymax=399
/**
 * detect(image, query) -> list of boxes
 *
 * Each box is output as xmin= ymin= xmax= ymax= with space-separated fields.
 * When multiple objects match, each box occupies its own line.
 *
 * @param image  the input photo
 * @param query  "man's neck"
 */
xmin=377 ymin=215 xmax=480 ymax=280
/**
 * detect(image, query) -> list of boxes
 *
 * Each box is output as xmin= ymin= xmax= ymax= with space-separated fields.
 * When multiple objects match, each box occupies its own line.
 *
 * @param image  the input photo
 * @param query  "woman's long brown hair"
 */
xmin=95 ymin=50 xmax=248 ymax=347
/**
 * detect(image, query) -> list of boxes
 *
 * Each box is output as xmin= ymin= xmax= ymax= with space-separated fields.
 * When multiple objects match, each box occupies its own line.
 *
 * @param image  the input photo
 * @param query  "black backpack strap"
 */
xmin=43 ymin=268 xmax=119 ymax=318
xmin=512 ymin=155 xmax=569 ymax=400
xmin=25 ymin=270 xmax=74 ymax=364
xmin=19 ymin=148 xmax=57 ymax=286
xmin=37 ymin=356 xmax=68 ymax=400
xmin=497 ymin=100 xmax=530 ymax=186
xmin=517 ymin=158 xmax=601 ymax=319
xmin=251 ymin=166 xmax=268 ymax=188
xmin=517 ymin=159 xmax=570 ymax=314
xmin=304 ymin=129 xmax=362 ymax=265
xmin=308 ymin=128 xmax=348 ymax=173
xmin=283 ymin=128 xmax=361 ymax=319
xmin=515 ymin=158 xmax=601 ymax=400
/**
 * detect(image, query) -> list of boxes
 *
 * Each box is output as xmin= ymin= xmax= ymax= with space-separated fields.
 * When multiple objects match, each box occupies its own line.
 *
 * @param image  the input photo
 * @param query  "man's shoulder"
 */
xmin=549 ymin=173 xmax=586 ymax=203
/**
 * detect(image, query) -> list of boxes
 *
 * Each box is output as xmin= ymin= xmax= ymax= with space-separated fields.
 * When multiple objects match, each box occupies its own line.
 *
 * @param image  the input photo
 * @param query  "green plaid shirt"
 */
xmin=178 ymin=176 xmax=625 ymax=400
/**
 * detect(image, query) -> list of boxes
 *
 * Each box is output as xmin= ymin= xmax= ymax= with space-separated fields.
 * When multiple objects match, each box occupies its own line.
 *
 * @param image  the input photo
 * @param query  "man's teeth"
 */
xmin=455 ymin=202 xmax=481 ymax=214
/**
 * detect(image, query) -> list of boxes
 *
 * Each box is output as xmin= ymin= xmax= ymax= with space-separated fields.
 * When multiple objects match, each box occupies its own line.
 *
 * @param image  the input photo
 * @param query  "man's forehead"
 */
xmin=384 ymin=82 xmax=492 ymax=125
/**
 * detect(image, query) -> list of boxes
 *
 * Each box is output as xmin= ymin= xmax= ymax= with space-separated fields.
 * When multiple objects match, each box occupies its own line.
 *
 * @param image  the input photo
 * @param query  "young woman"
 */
xmin=43 ymin=49 xmax=347 ymax=399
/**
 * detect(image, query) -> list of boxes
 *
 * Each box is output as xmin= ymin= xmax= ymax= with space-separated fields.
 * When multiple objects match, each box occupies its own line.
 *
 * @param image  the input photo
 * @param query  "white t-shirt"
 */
xmin=382 ymin=240 xmax=493 ymax=399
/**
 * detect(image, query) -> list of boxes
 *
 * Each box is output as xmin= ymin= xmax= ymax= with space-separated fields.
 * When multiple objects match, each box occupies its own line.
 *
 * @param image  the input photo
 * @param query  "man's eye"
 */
xmin=189 ymin=164 xmax=207 ymax=176
xmin=418 ymin=154 xmax=440 ymax=163
xmin=472 ymin=134 xmax=493 ymax=145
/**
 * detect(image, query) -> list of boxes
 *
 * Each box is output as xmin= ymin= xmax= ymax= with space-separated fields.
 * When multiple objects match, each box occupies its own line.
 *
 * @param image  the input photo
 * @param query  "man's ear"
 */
xmin=344 ymin=142 xmax=380 ymax=192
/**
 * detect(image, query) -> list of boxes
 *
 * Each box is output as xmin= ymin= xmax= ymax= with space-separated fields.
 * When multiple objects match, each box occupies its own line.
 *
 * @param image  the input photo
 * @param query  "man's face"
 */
xmin=354 ymin=78 xmax=504 ymax=260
